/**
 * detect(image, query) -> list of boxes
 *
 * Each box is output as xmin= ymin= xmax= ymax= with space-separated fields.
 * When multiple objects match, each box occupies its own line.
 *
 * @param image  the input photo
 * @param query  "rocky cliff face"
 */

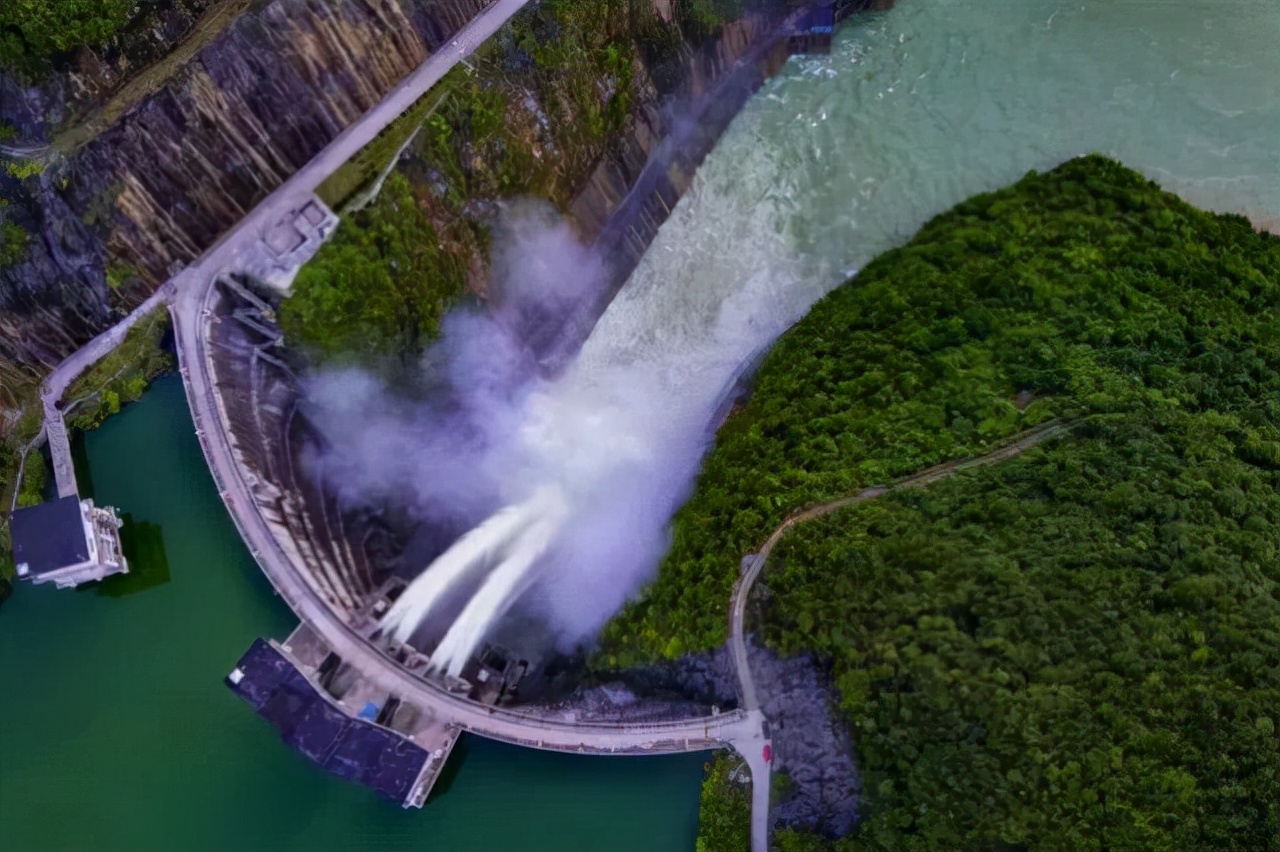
xmin=0 ymin=0 xmax=218 ymax=141
xmin=0 ymin=0 xmax=487 ymax=387
xmin=0 ymin=0 xmax=886 ymax=403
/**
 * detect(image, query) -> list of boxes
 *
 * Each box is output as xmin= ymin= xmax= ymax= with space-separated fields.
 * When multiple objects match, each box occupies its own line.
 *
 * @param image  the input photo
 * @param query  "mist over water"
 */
xmin=307 ymin=0 xmax=1278 ymax=668
xmin=310 ymin=171 xmax=823 ymax=669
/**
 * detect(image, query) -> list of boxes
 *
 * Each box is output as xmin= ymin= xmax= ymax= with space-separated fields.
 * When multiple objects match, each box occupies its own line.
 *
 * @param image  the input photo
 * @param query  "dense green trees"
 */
xmin=766 ymin=414 xmax=1277 ymax=848
xmin=597 ymin=157 xmax=1278 ymax=848
xmin=279 ymin=172 xmax=467 ymax=364
xmin=696 ymin=753 xmax=752 ymax=852
xmin=603 ymin=155 xmax=1278 ymax=664
xmin=0 ymin=0 xmax=134 ymax=70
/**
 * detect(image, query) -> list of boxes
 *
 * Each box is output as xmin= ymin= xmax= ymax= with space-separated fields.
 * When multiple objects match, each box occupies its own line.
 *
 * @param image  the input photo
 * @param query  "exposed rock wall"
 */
xmin=1 ymin=0 xmax=888 ymax=397
xmin=0 ymin=0 xmax=219 ymax=140
xmin=1 ymin=0 xmax=487 ymax=382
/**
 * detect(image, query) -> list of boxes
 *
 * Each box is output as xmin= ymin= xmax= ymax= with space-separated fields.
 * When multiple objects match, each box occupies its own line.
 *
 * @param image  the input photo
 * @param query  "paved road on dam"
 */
xmin=175 ymin=271 xmax=770 ymax=758
xmin=155 ymin=0 xmax=772 ymax=840
xmin=28 ymin=0 xmax=772 ymax=846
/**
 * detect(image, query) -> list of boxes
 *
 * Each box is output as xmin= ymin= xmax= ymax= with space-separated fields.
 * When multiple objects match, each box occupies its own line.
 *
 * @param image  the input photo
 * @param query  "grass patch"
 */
xmin=2 ymin=157 xmax=43 ymax=180
xmin=0 ymin=219 xmax=28 ymax=266
xmin=316 ymin=88 xmax=444 ymax=211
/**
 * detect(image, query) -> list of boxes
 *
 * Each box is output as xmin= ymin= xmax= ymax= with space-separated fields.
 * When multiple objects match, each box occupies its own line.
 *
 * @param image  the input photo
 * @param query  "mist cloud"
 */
xmin=304 ymin=194 xmax=820 ymax=660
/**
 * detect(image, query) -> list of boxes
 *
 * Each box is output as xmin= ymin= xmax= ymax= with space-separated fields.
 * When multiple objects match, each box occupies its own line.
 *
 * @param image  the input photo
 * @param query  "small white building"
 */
xmin=11 ymin=495 xmax=129 ymax=589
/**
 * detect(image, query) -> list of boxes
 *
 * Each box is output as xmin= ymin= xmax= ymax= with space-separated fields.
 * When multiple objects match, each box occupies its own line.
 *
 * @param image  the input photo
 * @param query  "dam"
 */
xmin=161 ymin=2 xmax=856 ymax=843
xmin=6 ymin=0 xmax=1276 ymax=849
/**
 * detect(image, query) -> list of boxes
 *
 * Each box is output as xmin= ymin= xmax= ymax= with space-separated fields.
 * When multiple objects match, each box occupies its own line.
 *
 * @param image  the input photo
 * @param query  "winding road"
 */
xmin=729 ymin=419 xmax=1071 ymax=706
xmin=727 ymin=420 xmax=1069 ymax=849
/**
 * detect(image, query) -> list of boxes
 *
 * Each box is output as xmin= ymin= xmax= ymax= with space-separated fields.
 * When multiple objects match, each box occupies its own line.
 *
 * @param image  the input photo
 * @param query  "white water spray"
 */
xmin=427 ymin=487 xmax=569 ymax=676
xmin=367 ymin=125 xmax=832 ymax=670
xmin=307 ymin=57 xmax=867 ymax=669
xmin=380 ymin=494 xmax=551 ymax=647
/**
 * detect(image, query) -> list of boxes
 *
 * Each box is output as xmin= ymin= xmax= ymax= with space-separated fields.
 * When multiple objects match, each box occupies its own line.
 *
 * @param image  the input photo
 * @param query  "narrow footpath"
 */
xmin=38 ymin=281 xmax=177 ymax=498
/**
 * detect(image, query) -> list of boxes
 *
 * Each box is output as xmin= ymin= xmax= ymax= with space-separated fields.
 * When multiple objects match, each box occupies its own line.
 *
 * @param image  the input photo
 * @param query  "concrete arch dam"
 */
xmin=158 ymin=2 xmax=873 ymax=848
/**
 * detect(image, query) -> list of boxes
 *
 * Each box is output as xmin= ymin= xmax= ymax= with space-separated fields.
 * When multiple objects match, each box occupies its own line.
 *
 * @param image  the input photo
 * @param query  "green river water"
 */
xmin=2 ymin=1 xmax=1276 ymax=850
xmin=0 ymin=377 xmax=704 ymax=852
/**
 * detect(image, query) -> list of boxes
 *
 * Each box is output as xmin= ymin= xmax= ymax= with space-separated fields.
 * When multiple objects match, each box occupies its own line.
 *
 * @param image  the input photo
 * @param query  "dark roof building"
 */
xmin=10 ymin=496 xmax=129 ymax=588
xmin=227 ymin=640 xmax=432 ymax=805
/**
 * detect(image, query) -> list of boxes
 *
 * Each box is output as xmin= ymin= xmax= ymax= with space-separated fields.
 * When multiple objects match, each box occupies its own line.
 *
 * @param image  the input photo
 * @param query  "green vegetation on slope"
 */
xmin=279 ymin=171 xmax=467 ymax=364
xmin=0 ymin=218 xmax=28 ymax=266
xmin=0 ymin=0 xmax=135 ymax=70
xmin=602 ymin=155 xmax=1278 ymax=662
xmin=769 ymin=418 xmax=1277 ymax=849
xmin=12 ymin=448 xmax=46 ymax=508
xmin=295 ymin=0 xmax=742 ymax=365
xmin=295 ymin=0 xmax=649 ymax=364
xmin=696 ymin=753 xmax=752 ymax=852
xmin=65 ymin=309 xmax=174 ymax=431
xmin=597 ymin=156 xmax=1279 ymax=848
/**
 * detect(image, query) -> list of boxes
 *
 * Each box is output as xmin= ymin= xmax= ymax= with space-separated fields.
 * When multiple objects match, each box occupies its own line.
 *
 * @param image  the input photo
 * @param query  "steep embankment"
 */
xmin=0 ymin=0 xmax=811 ymax=403
xmin=275 ymin=0 xmax=805 ymax=365
xmin=0 ymin=0 xmax=490 ymax=396
xmin=601 ymin=156 xmax=1279 ymax=848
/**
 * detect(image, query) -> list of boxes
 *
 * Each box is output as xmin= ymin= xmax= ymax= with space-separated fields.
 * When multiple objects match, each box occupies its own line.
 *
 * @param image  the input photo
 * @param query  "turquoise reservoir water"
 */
xmin=2 ymin=0 xmax=1277 ymax=849
xmin=645 ymin=0 xmax=1279 ymax=312
xmin=0 ymin=377 xmax=704 ymax=852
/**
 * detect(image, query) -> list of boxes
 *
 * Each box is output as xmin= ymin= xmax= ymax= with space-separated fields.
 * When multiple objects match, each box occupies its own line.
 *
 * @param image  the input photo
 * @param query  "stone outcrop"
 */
xmin=1 ymin=0 xmax=488 ymax=380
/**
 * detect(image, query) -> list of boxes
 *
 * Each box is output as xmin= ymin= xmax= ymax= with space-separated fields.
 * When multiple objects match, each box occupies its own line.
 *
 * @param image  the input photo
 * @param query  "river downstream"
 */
xmin=2 ymin=1 xmax=1276 ymax=849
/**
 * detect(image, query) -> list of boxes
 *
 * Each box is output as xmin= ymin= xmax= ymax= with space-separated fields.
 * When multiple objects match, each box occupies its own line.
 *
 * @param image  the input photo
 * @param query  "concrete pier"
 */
xmin=225 ymin=624 xmax=461 ymax=807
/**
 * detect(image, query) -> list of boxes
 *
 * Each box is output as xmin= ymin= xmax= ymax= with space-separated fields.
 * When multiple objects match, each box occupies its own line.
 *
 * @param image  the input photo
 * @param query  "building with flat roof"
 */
xmin=10 ymin=495 xmax=129 ymax=588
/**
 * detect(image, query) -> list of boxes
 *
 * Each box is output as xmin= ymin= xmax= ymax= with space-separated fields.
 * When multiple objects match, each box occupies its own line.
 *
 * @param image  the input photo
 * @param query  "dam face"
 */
xmin=202 ymin=0 xmax=844 ymax=807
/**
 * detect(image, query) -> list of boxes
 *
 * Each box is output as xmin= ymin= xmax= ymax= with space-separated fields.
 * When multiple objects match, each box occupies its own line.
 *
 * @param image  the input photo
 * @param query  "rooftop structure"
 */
xmin=254 ymin=198 xmax=339 ymax=291
xmin=10 ymin=495 xmax=129 ymax=588
xmin=227 ymin=637 xmax=455 ymax=807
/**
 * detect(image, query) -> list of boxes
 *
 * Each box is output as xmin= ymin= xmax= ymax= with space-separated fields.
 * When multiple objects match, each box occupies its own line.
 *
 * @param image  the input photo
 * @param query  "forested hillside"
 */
xmin=767 ymin=415 xmax=1277 ymax=849
xmin=279 ymin=0 xmax=743 ymax=366
xmin=592 ymin=156 xmax=1279 ymax=847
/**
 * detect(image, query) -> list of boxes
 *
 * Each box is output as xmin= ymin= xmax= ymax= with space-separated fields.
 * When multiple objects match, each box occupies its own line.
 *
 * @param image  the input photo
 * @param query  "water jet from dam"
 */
xmin=321 ymin=157 xmax=832 ymax=669
xmin=382 ymin=486 xmax=568 ymax=676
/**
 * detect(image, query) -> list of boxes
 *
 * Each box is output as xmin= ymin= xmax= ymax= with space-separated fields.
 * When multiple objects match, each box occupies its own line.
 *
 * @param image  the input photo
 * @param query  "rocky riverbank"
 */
xmin=577 ymin=641 xmax=862 ymax=838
